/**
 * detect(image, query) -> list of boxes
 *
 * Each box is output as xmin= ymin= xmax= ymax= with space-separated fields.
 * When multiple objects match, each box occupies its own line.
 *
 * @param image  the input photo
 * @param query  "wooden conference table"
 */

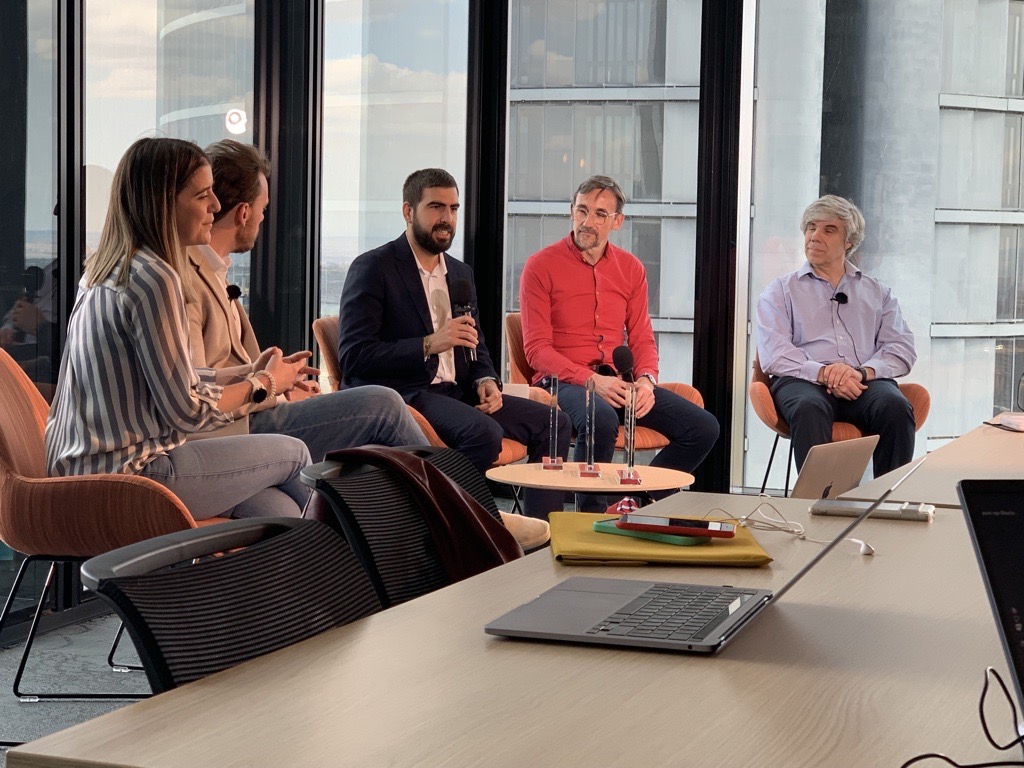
xmin=8 ymin=490 xmax=1008 ymax=767
xmin=839 ymin=422 xmax=1024 ymax=508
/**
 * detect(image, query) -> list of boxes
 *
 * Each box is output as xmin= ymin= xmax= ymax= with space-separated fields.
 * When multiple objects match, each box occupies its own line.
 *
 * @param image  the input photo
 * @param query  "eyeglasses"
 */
xmin=572 ymin=205 xmax=618 ymax=223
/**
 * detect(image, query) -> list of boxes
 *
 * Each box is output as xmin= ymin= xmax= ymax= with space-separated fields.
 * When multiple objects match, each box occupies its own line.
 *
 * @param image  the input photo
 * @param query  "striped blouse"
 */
xmin=45 ymin=249 xmax=233 ymax=476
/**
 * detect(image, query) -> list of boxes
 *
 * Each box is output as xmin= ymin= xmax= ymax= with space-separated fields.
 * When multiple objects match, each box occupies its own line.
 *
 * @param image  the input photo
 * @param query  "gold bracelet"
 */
xmin=423 ymin=336 xmax=432 ymax=359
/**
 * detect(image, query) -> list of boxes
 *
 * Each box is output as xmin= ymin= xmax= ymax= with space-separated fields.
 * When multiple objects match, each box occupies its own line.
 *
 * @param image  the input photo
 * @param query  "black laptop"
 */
xmin=958 ymin=479 xmax=1024 ymax=707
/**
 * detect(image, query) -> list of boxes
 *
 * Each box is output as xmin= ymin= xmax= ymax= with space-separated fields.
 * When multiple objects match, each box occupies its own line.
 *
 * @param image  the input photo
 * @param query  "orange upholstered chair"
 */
xmin=312 ymin=316 xmax=528 ymax=465
xmin=749 ymin=354 xmax=931 ymax=495
xmin=0 ymin=348 xmax=214 ymax=706
xmin=505 ymin=311 xmax=707 ymax=453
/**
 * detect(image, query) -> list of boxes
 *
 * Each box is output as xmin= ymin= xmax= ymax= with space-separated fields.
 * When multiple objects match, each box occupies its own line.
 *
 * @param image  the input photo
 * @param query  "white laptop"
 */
xmin=790 ymin=435 xmax=878 ymax=500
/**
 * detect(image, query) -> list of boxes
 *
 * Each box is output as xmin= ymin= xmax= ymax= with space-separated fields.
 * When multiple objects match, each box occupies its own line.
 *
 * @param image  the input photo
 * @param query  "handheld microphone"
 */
xmin=612 ymin=345 xmax=635 ymax=383
xmin=449 ymin=278 xmax=477 ymax=363
xmin=831 ymin=292 xmax=848 ymax=305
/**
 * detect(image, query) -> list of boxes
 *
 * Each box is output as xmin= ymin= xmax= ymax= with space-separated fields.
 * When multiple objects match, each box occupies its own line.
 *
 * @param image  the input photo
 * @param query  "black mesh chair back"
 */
xmin=303 ymin=446 xmax=505 ymax=608
xmin=418 ymin=446 xmax=502 ymax=521
xmin=81 ymin=518 xmax=381 ymax=694
xmin=314 ymin=461 xmax=447 ymax=607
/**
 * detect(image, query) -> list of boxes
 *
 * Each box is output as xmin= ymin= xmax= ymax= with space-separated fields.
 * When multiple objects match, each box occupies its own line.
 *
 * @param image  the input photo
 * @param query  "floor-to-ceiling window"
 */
xmin=84 ymin=0 xmax=256 ymax=303
xmin=742 ymin=0 xmax=1024 ymax=491
xmin=319 ymin=0 xmax=468 ymax=322
xmin=0 ymin=0 xmax=259 ymax=643
xmin=0 ymin=0 xmax=57 ymax=637
xmin=505 ymin=0 xmax=703 ymax=383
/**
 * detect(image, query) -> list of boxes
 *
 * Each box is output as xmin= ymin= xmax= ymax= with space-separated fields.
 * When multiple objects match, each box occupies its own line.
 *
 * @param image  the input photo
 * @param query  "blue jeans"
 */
xmin=557 ymin=382 xmax=719 ymax=510
xmin=250 ymin=385 xmax=426 ymax=461
xmin=557 ymin=385 xmax=716 ymax=512
xmin=556 ymin=383 xmax=719 ymax=470
xmin=140 ymin=434 xmax=311 ymax=520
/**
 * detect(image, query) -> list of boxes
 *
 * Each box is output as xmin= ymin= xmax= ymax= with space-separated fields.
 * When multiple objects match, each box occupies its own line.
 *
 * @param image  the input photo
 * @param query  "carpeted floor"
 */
xmin=0 ymin=612 xmax=149 ymax=765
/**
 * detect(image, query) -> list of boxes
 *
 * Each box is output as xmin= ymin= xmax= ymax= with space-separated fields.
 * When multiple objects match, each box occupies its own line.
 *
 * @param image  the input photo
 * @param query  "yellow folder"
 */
xmin=549 ymin=512 xmax=772 ymax=567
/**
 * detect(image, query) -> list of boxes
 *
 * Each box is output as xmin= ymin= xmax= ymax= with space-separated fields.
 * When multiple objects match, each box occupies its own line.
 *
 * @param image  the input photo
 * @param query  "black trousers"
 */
xmin=769 ymin=376 xmax=915 ymax=477
xmin=409 ymin=384 xmax=572 ymax=519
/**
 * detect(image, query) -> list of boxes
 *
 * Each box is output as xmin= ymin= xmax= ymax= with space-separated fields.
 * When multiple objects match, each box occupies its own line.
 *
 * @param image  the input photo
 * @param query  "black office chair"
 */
xmin=301 ymin=445 xmax=517 ymax=609
xmin=80 ymin=518 xmax=381 ymax=695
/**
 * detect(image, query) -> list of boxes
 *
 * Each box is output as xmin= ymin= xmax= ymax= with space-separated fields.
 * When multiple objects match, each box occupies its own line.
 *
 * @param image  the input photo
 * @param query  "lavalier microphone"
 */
xmin=831 ymin=292 xmax=848 ymax=305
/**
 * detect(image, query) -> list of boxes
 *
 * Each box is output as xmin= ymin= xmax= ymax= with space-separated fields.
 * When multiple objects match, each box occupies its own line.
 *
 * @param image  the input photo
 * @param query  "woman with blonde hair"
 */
xmin=46 ymin=137 xmax=314 ymax=519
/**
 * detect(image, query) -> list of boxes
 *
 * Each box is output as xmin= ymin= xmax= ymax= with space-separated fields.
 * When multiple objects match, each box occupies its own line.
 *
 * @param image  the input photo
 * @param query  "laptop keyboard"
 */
xmin=586 ymin=583 xmax=757 ymax=642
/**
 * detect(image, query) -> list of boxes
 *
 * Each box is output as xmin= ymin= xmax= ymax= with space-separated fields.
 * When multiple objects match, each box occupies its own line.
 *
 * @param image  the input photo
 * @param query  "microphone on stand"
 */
xmin=449 ymin=278 xmax=477 ymax=363
xmin=612 ymin=345 xmax=635 ymax=382
xmin=612 ymin=346 xmax=640 ymax=482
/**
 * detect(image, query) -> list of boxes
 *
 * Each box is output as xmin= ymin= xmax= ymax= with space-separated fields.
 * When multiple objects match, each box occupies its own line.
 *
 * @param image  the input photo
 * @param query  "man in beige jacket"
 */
xmin=187 ymin=140 xmax=547 ymax=547
xmin=186 ymin=139 xmax=425 ymax=456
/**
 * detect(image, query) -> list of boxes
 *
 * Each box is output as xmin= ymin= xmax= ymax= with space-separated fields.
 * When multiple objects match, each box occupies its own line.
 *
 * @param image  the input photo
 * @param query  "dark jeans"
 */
xmin=555 ymin=382 xmax=720 ymax=510
xmin=770 ymin=376 xmax=915 ymax=476
xmin=409 ymin=384 xmax=571 ymax=519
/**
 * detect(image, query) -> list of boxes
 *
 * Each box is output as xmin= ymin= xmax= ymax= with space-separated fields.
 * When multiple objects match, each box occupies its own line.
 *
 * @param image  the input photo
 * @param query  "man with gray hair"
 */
xmin=756 ymin=194 xmax=917 ymax=476
xmin=519 ymin=175 xmax=719 ymax=505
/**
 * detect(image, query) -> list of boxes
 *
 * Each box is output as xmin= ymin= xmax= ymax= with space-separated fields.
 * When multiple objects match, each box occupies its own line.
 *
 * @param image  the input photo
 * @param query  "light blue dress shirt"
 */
xmin=756 ymin=260 xmax=916 ymax=382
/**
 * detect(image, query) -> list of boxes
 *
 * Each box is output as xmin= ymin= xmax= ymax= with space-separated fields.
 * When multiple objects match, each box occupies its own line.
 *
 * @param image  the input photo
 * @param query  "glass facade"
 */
xmin=743 ymin=0 xmax=1024 ymax=490
xmin=505 ymin=0 xmax=702 ymax=382
xmin=84 ymin=0 xmax=255 ymax=299
xmin=5 ymin=0 xmax=1022 ymax=633
xmin=320 ymin=0 xmax=468 ymax=322
xmin=0 ymin=0 xmax=57 ymax=636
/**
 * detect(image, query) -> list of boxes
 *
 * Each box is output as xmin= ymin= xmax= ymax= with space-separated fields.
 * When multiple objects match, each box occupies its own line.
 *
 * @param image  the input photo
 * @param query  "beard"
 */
xmin=411 ymin=217 xmax=454 ymax=255
xmin=573 ymin=225 xmax=599 ymax=250
xmin=233 ymin=221 xmax=259 ymax=254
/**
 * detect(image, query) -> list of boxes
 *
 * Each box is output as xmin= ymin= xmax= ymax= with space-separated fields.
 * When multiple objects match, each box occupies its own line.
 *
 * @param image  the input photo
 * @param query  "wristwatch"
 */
xmin=638 ymin=373 xmax=657 ymax=387
xmin=857 ymin=367 xmax=868 ymax=382
xmin=245 ymin=372 xmax=269 ymax=404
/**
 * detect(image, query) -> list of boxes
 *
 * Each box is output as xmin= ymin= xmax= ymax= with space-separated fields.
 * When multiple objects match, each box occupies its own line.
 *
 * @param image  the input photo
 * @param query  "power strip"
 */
xmin=809 ymin=498 xmax=935 ymax=521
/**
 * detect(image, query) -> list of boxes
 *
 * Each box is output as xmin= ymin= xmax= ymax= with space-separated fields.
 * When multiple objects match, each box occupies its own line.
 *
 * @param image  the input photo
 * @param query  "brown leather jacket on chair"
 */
xmin=316 ymin=446 xmax=522 ymax=582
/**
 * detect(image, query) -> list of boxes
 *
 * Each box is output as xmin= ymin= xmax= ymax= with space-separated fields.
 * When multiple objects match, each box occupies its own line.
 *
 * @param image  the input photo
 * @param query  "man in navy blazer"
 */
xmin=338 ymin=168 xmax=570 ymax=519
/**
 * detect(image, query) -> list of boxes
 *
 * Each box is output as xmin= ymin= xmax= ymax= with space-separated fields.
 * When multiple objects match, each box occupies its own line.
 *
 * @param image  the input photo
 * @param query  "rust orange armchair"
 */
xmin=0 ymin=348 xmax=207 ymax=706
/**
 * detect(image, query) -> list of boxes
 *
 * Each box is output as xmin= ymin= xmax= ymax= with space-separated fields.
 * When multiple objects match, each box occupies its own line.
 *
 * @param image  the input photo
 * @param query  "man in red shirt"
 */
xmin=519 ymin=176 xmax=718 ymax=504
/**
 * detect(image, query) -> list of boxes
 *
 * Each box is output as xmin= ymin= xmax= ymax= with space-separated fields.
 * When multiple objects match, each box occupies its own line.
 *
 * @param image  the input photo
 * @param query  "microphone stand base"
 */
xmin=617 ymin=468 xmax=642 ymax=485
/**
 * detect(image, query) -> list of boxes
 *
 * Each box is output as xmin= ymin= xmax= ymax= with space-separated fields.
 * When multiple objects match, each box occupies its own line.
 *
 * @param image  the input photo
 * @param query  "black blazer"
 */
xmin=338 ymin=233 xmax=498 ymax=402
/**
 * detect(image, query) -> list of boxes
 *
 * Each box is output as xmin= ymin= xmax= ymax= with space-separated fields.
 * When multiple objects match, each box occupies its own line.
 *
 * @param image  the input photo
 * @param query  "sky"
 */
xmin=28 ymin=0 xmax=470 ymax=250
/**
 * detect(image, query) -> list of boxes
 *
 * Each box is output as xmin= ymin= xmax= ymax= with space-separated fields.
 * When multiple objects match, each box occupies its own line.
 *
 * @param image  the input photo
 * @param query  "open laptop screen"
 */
xmin=958 ymin=479 xmax=1024 ymax=707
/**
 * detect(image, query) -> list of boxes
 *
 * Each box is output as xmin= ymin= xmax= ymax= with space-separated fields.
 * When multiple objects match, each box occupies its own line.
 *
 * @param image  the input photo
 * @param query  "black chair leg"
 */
xmin=784 ymin=443 xmax=794 ymax=498
xmin=760 ymin=435 xmax=781 ymax=494
xmin=10 ymin=559 xmax=149 ymax=702
xmin=0 ymin=556 xmax=35 ymax=640
xmin=0 ymin=557 xmax=35 ymax=744
xmin=509 ymin=484 xmax=523 ymax=515
xmin=106 ymin=622 xmax=143 ymax=673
